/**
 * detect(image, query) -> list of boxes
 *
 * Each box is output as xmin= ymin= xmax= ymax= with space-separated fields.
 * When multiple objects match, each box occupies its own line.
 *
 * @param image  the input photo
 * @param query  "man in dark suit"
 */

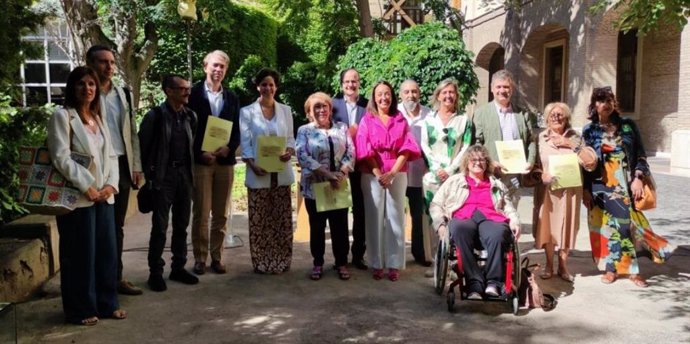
xmin=332 ymin=68 xmax=369 ymax=270
xmin=188 ymin=50 xmax=241 ymax=275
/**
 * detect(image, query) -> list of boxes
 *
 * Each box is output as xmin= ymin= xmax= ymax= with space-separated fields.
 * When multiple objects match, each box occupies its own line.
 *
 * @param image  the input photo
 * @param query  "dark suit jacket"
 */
xmin=332 ymin=94 xmax=368 ymax=126
xmin=188 ymin=81 xmax=241 ymax=165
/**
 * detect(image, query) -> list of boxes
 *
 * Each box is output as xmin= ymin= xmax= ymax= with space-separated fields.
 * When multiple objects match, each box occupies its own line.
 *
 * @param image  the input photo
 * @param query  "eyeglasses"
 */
xmin=594 ymin=86 xmax=612 ymax=92
xmin=549 ymin=112 xmax=565 ymax=119
xmin=469 ymin=158 xmax=486 ymax=164
xmin=172 ymin=86 xmax=191 ymax=92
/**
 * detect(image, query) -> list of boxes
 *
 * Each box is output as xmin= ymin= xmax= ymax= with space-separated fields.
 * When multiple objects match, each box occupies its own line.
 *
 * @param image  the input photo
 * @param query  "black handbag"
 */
xmin=137 ymin=182 xmax=155 ymax=214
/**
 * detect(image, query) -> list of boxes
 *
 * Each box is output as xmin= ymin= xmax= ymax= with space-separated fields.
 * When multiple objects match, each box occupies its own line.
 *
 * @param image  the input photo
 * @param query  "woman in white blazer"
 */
xmin=47 ymin=66 xmax=126 ymax=326
xmin=240 ymin=68 xmax=295 ymax=274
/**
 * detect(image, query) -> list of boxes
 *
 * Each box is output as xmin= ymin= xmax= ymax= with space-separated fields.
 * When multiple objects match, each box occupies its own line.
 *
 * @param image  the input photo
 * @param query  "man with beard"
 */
xmin=472 ymin=69 xmax=536 ymax=204
xmin=139 ymin=75 xmax=199 ymax=291
xmin=332 ymin=68 xmax=369 ymax=270
xmin=397 ymin=80 xmax=432 ymax=267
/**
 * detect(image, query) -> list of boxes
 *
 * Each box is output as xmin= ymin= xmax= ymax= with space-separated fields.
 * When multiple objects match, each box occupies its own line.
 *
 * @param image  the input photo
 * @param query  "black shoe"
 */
xmin=352 ymin=259 xmax=368 ymax=270
xmin=147 ymin=274 xmax=167 ymax=292
xmin=169 ymin=269 xmax=199 ymax=285
xmin=416 ymin=260 xmax=433 ymax=267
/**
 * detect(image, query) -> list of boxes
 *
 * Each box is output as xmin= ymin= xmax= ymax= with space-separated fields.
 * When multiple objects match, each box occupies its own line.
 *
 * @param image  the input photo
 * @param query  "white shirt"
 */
xmin=101 ymin=88 xmax=125 ymax=156
xmin=399 ymin=103 xmax=430 ymax=188
xmin=204 ymin=82 xmax=224 ymax=117
xmin=345 ymin=100 xmax=358 ymax=126
xmin=494 ymin=101 xmax=519 ymax=141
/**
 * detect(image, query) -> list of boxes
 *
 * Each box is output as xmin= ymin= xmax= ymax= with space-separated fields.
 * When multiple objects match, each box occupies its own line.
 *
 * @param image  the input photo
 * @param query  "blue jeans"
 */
xmin=56 ymin=202 xmax=118 ymax=323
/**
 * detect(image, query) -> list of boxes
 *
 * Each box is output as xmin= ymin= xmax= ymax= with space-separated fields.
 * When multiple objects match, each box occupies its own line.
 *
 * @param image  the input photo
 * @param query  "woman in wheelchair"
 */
xmin=429 ymin=145 xmax=520 ymax=300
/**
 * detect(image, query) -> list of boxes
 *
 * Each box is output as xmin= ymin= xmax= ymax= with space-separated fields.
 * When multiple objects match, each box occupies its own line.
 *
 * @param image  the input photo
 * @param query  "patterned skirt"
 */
xmin=247 ymin=184 xmax=293 ymax=274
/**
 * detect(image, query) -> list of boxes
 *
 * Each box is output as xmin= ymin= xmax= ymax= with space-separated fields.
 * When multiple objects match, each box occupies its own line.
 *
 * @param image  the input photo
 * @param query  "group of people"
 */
xmin=45 ymin=44 xmax=672 ymax=326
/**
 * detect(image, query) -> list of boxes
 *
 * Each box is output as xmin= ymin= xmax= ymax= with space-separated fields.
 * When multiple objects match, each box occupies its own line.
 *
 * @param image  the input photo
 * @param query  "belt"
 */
xmin=169 ymin=160 xmax=188 ymax=168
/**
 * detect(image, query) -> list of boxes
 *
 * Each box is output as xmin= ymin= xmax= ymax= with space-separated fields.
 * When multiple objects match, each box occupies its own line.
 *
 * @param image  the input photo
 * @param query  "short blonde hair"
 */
xmin=304 ymin=92 xmax=333 ymax=122
xmin=460 ymin=145 xmax=495 ymax=178
xmin=543 ymin=102 xmax=572 ymax=130
xmin=430 ymin=78 xmax=459 ymax=111
xmin=203 ymin=50 xmax=229 ymax=67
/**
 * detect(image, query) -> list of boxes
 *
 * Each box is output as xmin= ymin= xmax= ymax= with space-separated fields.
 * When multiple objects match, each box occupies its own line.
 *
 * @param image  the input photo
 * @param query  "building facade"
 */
xmin=460 ymin=0 xmax=690 ymax=167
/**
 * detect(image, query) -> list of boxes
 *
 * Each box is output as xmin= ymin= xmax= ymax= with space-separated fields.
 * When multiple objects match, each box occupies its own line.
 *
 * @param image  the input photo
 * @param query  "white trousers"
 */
xmin=361 ymin=173 xmax=407 ymax=270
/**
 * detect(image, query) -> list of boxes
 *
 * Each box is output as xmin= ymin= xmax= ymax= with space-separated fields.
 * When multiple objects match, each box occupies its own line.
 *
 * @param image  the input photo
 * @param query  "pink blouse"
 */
xmin=355 ymin=111 xmax=421 ymax=174
xmin=452 ymin=176 xmax=508 ymax=223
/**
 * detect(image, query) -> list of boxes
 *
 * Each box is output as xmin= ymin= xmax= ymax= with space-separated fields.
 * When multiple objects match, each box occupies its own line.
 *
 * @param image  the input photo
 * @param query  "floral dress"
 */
xmin=421 ymin=111 xmax=474 ymax=208
xmin=583 ymin=117 xmax=673 ymax=274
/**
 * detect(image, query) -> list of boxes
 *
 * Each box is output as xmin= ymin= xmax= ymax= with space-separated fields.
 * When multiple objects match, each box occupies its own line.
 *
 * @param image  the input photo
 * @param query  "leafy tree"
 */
xmin=334 ymin=22 xmax=479 ymax=109
xmin=0 ymin=0 xmax=45 ymax=95
xmin=590 ymin=0 xmax=690 ymax=34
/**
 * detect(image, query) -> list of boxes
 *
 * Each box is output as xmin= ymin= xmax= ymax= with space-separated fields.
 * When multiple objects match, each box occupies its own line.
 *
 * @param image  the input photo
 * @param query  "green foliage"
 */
xmin=227 ymin=54 xmax=267 ymax=106
xmin=0 ymin=94 xmax=54 ymax=225
xmin=0 ymin=0 xmax=45 ymax=96
xmin=148 ymin=1 xmax=278 ymax=91
xmin=334 ymin=22 xmax=479 ymax=108
xmin=590 ymin=0 xmax=690 ymax=34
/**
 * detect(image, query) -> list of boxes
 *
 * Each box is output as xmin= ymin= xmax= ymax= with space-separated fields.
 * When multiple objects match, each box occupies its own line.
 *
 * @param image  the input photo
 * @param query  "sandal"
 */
xmin=600 ymin=271 xmax=616 ymax=284
xmin=388 ymin=268 xmax=400 ymax=282
xmin=540 ymin=270 xmax=553 ymax=280
xmin=336 ymin=266 xmax=351 ymax=280
xmin=310 ymin=266 xmax=322 ymax=281
xmin=372 ymin=268 xmax=384 ymax=280
xmin=558 ymin=269 xmax=575 ymax=283
xmin=80 ymin=316 xmax=99 ymax=326
xmin=629 ymin=274 xmax=649 ymax=288
xmin=111 ymin=309 xmax=127 ymax=320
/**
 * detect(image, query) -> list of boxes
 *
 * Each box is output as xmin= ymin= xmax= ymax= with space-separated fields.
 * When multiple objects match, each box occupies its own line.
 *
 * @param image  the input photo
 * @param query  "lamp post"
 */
xmin=177 ymin=0 xmax=198 ymax=83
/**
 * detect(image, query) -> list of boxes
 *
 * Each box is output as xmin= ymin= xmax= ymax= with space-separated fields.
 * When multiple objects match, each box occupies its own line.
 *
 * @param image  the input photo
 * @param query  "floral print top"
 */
xmin=296 ymin=121 xmax=354 ymax=199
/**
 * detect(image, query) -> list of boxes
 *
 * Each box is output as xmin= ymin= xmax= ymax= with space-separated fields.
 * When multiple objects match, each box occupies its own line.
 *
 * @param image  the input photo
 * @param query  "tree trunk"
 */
xmin=60 ymin=0 xmax=158 ymax=110
xmin=355 ymin=0 xmax=374 ymax=37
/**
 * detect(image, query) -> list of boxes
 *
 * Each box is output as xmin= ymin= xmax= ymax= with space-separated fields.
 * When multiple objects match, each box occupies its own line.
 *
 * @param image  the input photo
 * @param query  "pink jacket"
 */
xmin=355 ymin=111 xmax=421 ymax=174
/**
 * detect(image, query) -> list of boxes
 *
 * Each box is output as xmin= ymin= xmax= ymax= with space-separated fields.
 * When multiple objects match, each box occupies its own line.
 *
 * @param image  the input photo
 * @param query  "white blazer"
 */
xmin=239 ymin=101 xmax=295 ymax=189
xmin=47 ymin=108 xmax=119 ymax=208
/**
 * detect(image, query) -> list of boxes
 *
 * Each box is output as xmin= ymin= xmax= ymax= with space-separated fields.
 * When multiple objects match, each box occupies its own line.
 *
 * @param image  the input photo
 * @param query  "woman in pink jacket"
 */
xmin=355 ymin=81 xmax=421 ymax=281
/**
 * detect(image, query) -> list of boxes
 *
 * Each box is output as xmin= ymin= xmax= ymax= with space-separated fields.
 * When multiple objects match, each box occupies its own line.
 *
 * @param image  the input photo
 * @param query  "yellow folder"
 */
xmin=313 ymin=179 xmax=352 ymax=212
xmin=201 ymin=116 xmax=232 ymax=152
xmin=549 ymin=153 xmax=582 ymax=190
xmin=256 ymin=136 xmax=286 ymax=172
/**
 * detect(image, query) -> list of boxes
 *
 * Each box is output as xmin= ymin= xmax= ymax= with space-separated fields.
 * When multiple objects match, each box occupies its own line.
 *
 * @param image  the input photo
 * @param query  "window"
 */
xmin=616 ymin=29 xmax=638 ymax=113
xmin=543 ymin=39 xmax=567 ymax=107
xmin=19 ymin=20 xmax=74 ymax=107
xmin=383 ymin=0 xmax=424 ymax=35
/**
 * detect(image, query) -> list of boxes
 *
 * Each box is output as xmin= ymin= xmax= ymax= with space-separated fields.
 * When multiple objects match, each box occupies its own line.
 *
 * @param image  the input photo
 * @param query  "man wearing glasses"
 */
xmin=138 ymin=75 xmax=199 ymax=291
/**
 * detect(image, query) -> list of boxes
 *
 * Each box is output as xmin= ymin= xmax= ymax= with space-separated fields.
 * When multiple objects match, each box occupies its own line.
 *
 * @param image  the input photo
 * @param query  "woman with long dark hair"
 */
xmin=47 ymin=66 xmax=125 ymax=325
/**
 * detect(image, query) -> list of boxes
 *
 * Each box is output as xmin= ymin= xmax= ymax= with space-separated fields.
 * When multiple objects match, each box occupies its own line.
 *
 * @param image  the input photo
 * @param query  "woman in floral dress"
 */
xmin=582 ymin=86 xmax=673 ymax=287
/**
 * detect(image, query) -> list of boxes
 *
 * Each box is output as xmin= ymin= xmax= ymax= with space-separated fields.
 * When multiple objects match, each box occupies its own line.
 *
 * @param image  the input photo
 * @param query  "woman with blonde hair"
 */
xmin=296 ymin=92 xmax=355 ymax=280
xmin=535 ymin=102 xmax=596 ymax=282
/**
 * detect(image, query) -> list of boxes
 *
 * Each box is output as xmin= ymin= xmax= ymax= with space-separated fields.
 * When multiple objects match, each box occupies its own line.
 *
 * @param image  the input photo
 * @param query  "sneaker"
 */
xmin=424 ymin=269 xmax=434 ymax=278
xmin=118 ymin=279 xmax=143 ymax=295
xmin=484 ymin=283 xmax=500 ymax=297
xmin=210 ymin=260 xmax=226 ymax=274
xmin=467 ymin=292 xmax=483 ymax=300
xmin=169 ymin=269 xmax=199 ymax=285
xmin=147 ymin=274 xmax=167 ymax=292
xmin=193 ymin=262 xmax=206 ymax=275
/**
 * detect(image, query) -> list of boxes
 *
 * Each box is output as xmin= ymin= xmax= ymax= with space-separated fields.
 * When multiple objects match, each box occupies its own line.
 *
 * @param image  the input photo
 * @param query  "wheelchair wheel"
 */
xmin=434 ymin=237 xmax=450 ymax=295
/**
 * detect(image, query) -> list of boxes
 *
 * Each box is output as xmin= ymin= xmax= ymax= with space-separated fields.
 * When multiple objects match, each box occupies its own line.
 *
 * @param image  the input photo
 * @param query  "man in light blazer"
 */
xmin=86 ymin=45 xmax=144 ymax=296
xmin=332 ymin=68 xmax=369 ymax=270
xmin=472 ymin=69 xmax=537 ymax=204
xmin=188 ymin=50 xmax=241 ymax=275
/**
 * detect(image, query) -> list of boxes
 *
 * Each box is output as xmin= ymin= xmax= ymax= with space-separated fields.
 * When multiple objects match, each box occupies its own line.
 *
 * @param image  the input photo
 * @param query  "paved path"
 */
xmin=10 ymin=161 xmax=690 ymax=344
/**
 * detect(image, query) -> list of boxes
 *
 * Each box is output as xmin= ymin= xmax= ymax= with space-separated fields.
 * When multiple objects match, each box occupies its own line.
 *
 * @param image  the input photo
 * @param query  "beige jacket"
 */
xmin=429 ymin=173 xmax=519 ymax=231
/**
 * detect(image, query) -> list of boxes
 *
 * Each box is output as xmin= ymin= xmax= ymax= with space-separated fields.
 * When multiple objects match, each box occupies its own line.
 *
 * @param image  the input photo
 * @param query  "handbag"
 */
xmin=16 ymin=146 xmax=91 ymax=216
xmin=518 ymin=257 xmax=556 ymax=311
xmin=634 ymin=176 xmax=656 ymax=211
xmin=136 ymin=181 xmax=155 ymax=214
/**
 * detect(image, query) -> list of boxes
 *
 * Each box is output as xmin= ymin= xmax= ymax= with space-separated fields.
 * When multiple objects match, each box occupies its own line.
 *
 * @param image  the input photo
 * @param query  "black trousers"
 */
xmin=349 ymin=171 xmax=366 ymax=261
xmin=304 ymin=198 xmax=350 ymax=268
xmin=449 ymin=210 xmax=511 ymax=291
xmin=148 ymin=166 xmax=192 ymax=275
xmin=113 ymin=155 xmax=132 ymax=281
xmin=406 ymin=186 xmax=426 ymax=263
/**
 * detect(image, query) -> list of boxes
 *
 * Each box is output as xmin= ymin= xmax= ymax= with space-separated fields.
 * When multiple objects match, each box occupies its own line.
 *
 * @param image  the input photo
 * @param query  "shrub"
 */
xmin=333 ymin=22 xmax=479 ymax=108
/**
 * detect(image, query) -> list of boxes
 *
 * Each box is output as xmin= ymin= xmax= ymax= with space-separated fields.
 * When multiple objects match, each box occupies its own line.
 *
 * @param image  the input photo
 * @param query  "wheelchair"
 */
xmin=434 ymin=233 xmax=521 ymax=314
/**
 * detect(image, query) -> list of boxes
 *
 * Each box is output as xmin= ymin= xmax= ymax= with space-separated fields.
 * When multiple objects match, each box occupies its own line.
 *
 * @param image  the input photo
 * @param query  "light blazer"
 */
xmin=472 ymin=102 xmax=537 ymax=167
xmin=239 ymin=101 xmax=295 ymax=189
xmin=108 ymin=86 xmax=142 ymax=179
xmin=332 ymin=95 xmax=368 ymax=126
xmin=47 ymin=108 xmax=119 ymax=208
